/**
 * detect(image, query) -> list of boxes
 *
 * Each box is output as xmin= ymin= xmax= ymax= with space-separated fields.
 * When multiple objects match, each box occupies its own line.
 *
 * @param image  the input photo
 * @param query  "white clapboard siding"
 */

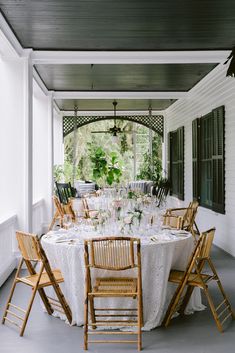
xmin=165 ymin=63 xmax=235 ymax=256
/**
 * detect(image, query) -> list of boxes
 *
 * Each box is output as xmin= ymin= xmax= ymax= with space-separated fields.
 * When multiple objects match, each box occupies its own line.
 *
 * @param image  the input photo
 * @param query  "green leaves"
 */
xmin=90 ymin=147 xmax=108 ymax=181
xmin=106 ymin=152 xmax=122 ymax=185
xmin=89 ymin=148 xmax=122 ymax=186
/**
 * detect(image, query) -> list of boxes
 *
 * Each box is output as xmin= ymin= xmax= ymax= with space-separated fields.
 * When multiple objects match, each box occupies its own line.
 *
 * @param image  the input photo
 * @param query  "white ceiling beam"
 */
xmin=61 ymin=110 xmax=164 ymax=116
xmin=33 ymin=67 xmax=49 ymax=96
xmin=54 ymin=91 xmax=185 ymax=100
xmin=53 ymin=100 xmax=61 ymax=115
xmin=31 ymin=50 xmax=230 ymax=65
xmin=0 ymin=12 xmax=23 ymax=57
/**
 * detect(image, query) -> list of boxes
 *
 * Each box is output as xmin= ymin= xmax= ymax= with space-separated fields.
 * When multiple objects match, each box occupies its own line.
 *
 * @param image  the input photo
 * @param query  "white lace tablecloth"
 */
xmin=41 ymin=229 xmax=204 ymax=331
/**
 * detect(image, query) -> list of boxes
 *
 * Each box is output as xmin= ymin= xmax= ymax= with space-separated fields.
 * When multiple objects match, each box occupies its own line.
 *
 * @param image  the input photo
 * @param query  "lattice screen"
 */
xmin=63 ymin=115 xmax=164 ymax=138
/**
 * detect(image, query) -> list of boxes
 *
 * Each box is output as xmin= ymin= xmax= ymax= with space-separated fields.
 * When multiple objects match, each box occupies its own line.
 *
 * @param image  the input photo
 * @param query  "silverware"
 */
xmin=55 ymin=239 xmax=76 ymax=243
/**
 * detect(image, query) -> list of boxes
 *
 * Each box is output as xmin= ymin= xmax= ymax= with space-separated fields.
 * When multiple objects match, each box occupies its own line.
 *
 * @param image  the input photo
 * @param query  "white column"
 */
xmin=162 ymin=114 xmax=167 ymax=178
xmin=23 ymin=50 xmax=33 ymax=232
xmin=48 ymin=92 xmax=54 ymax=219
xmin=133 ymin=123 xmax=137 ymax=180
xmin=149 ymin=128 xmax=153 ymax=178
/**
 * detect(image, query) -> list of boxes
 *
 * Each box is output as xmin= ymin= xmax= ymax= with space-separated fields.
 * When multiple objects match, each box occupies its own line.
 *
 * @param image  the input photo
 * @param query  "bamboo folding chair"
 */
xmin=82 ymin=197 xmax=98 ymax=219
xmin=84 ymin=237 xmax=143 ymax=351
xmin=163 ymin=201 xmax=199 ymax=236
xmin=162 ymin=214 xmax=184 ymax=229
xmin=2 ymin=231 xmax=72 ymax=336
xmin=163 ymin=228 xmax=234 ymax=332
xmin=48 ymin=195 xmax=75 ymax=231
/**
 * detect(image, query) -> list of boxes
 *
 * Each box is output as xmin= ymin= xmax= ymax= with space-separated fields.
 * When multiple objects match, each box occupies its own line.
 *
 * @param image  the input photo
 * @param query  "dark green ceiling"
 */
xmin=36 ymin=64 xmax=216 ymax=92
xmin=0 ymin=0 xmax=235 ymax=50
xmin=55 ymin=99 xmax=176 ymax=111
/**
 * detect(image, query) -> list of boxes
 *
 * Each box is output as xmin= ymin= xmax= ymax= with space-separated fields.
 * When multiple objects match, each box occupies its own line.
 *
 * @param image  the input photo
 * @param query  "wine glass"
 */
xmin=63 ymin=214 xmax=73 ymax=230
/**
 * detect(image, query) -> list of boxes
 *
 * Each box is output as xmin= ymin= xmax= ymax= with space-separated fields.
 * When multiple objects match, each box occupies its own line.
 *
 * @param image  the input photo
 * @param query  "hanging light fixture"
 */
xmin=111 ymin=100 xmax=119 ymax=143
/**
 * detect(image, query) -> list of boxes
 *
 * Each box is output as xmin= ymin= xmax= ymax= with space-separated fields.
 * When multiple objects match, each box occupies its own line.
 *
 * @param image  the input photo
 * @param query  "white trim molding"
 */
xmin=31 ymin=50 xmax=230 ymax=65
xmin=0 ymin=12 xmax=23 ymax=57
xmin=61 ymin=110 xmax=164 ymax=116
xmin=54 ymin=91 xmax=186 ymax=100
xmin=33 ymin=67 xmax=49 ymax=96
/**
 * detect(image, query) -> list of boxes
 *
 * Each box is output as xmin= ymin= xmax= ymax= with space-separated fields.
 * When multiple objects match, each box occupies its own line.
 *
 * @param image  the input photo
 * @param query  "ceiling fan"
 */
xmin=91 ymin=101 xmax=132 ymax=136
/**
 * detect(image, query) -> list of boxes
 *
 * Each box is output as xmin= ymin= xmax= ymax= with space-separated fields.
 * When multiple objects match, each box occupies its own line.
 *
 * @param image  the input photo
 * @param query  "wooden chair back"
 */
xmin=198 ymin=227 xmax=215 ymax=259
xmin=152 ymin=179 xmax=170 ymax=207
xmin=82 ymin=197 xmax=90 ymax=218
xmin=183 ymin=200 xmax=199 ymax=230
xmin=16 ymin=231 xmax=41 ymax=262
xmin=84 ymin=237 xmax=141 ymax=271
xmin=53 ymin=195 xmax=65 ymax=218
xmin=182 ymin=228 xmax=215 ymax=277
xmin=163 ymin=214 xmax=184 ymax=229
xmin=55 ymin=181 xmax=75 ymax=205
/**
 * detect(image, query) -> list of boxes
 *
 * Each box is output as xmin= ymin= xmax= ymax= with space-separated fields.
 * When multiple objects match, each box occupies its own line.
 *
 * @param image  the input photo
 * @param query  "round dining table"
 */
xmin=41 ymin=226 xmax=204 ymax=331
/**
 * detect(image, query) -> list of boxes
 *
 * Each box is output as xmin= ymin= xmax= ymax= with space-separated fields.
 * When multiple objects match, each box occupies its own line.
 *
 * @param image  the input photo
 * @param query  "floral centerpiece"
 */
xmin=112 ymin=199 xmax=123 ymax=220
xmin=127 ymin=189 xmax=144 ymax=199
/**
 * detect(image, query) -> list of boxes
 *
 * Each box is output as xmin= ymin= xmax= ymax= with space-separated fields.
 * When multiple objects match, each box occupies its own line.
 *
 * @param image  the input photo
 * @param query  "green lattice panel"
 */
xmin=63 ymin=115 xmax=164 ymax=138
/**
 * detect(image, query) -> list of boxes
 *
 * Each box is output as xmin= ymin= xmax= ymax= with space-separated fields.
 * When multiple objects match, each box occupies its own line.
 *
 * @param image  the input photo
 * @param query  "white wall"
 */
xmin=0 ymin=57 xmax=26 ymax=227
xmin=165 ymin=63 xmax=235 ymax=256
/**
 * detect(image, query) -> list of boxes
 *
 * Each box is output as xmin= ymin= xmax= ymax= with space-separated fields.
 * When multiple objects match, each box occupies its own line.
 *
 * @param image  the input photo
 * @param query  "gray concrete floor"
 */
xmin=0 ymin=246 xmax=235 ymax=353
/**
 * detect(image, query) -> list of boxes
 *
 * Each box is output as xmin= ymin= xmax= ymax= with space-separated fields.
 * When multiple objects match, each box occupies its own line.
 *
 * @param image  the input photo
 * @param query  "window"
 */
xmin=192 ymin=106 xmax=225 ymax=214
xmin=168 ymin=126 xmax=184 ymax=200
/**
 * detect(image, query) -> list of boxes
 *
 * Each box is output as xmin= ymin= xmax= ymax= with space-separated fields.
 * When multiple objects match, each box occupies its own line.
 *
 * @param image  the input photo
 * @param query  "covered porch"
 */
xmin=0 ymin=1 xmax=235 ymax=352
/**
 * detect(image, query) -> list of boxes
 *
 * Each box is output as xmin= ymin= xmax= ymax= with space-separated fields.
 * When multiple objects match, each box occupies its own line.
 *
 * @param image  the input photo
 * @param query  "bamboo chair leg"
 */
xmin=208 ymin=259 xmax=235 ymax=320
xmin=24 ymin=259 xmax=54 ymax=316
xmin=20 ymin=284 xmax=39 ymax=336
xmin=179 ymin=286 xmax=195 ymax=315
xmin=2 ymin=258 xmax=24 ymax=325
xmin=137 ymin=294 xmax=142 ymax=351
xmin=38 ymin=288 xmax=54 ymax=316
xmin=20 ymin=264 xmax=45 ymax=336
xmin=48 ymin=210 xmax=60 ymax=231
xmin=84 ymin=296 xmax=88 ymax=350
xmin=89 ymin=296 xmax=96 ymax=329
xmin=203 ymin=285 xmax=223 ymax=332
xmin=47 ymin=280 xmax=72 ymax=323
xmin=48 ymin=216 xmax=56 ymax=232
xmin=163 ymin=280 xmax=187 ymax=327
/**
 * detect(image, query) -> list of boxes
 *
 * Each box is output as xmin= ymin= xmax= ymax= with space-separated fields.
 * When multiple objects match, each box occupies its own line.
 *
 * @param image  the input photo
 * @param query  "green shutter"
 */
xmin=177 ymin=126 xmax=184 ymax=200
xmin=200 ymin=112 xmax=213 ymax=209
xmin=192 ymin=118 xmax=200 ymax=200
xmin=212 ymin=106 xmax=225 ymax=214
xmin=167 ymin=132 xmax=172 ymax=194
xmin=168 ymin=127 xmax=184 ymax=200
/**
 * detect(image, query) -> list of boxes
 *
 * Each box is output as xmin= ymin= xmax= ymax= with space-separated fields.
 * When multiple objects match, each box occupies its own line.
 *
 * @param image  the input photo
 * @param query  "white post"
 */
xmin=48 ymin=91 xmax=54 ymax=219
xmin=72 ymin=106 xmax=78 ymax=186
xmin=23 ymin=50 xmax=33 ymax=232
xmin=149 ymin=128 xmax=153 ymax=179
xmin=162 ymin=114 xmax=167 ymax=178
xmin=133 ymin=123 xmax=137 ymax=180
